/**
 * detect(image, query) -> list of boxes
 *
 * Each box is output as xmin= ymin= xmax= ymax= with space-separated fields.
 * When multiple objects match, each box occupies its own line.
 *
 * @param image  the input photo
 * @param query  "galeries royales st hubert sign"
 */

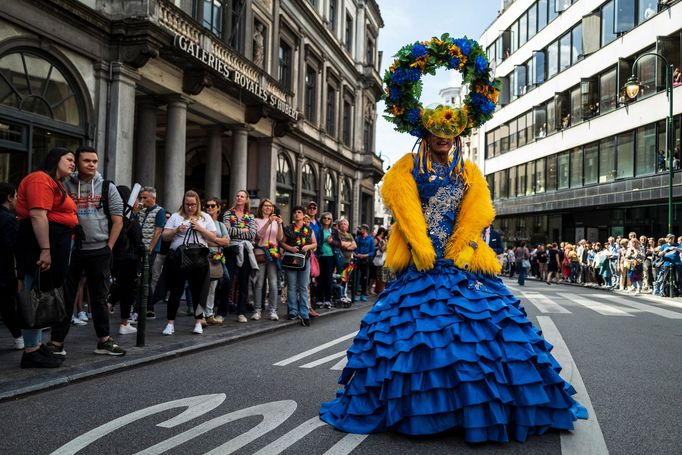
xmin=174 ymin=34 xmax=299 ymax=121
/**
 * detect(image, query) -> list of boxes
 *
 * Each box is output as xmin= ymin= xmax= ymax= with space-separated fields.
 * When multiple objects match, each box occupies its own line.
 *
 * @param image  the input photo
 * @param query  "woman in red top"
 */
xmin=16 ymin=147 xmax=78 ymax=368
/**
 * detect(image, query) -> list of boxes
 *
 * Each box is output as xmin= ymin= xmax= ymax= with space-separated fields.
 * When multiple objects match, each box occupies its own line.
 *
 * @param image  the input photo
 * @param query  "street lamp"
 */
xmin=624 ymin=52 xmax=675 ymax=297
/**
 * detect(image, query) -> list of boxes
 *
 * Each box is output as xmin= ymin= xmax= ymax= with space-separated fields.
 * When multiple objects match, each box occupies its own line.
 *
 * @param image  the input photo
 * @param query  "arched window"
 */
xmin=340 ymin=177 xmax=352 ymax=224
xmin=276 ymin=152 xmax=295 ymax=222
xmin=0 ymin=48 xmax=87 ymax=183
xmin=323 ymin=171 xmax=336 ymax=215
xmin=301 ymin=162 xmax=317 ymax=202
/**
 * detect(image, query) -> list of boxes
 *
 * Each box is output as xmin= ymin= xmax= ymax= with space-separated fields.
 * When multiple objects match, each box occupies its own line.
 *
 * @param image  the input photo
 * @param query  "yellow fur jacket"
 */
xmin=381 ymin=153 xmax=501 ymax=275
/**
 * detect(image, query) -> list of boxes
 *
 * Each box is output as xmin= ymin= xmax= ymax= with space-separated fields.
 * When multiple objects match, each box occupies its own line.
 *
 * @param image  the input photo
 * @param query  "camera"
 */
xmin=274 ymin=206 xmax=281 ymax=216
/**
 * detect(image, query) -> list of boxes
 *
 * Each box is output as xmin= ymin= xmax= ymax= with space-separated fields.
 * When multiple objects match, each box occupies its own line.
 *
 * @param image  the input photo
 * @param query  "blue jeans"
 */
xmin=517 ymin=264 xmax=527 ymax=286
xmin=21 ymin=274 xmax=42 ymax=348
xmin=286 ymin=259 xmax=310 ymax=319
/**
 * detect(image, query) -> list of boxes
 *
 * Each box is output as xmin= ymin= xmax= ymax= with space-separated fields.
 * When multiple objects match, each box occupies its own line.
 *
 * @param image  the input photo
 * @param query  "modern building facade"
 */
xmin=0 ymin=0 xmax=384 ymax=225
xmin=478 ymin=0 xmax=681 ymax=244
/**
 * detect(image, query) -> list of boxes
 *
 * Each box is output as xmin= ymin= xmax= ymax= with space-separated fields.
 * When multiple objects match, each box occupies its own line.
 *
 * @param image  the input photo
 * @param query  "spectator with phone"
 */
xmin=254 ymin=198 xmax=283 ymax=321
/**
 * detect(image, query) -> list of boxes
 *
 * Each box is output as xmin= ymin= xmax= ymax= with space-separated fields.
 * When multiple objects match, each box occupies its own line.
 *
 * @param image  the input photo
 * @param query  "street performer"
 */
xmin=320 ymin=34 xmax=587 ymax=443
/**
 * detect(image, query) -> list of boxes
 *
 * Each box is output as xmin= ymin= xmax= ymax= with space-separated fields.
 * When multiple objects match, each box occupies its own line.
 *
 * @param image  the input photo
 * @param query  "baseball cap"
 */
xmin=307 ymin=200 xmax=318 ymax=208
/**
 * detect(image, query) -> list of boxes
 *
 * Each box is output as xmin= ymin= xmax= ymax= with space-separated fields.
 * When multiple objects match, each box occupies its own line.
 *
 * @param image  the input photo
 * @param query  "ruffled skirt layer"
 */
xmin=320 ymin=260 xmax=587 ymax=443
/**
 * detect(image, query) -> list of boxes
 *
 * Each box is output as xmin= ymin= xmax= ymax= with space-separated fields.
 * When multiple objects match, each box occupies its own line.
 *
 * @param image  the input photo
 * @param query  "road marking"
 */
xmin=588 ymin=294 xmax=682 ymax=319
xmin=520 ymin=291 xmax=572 ymax=313
xmin=253 ymin=417 xmax=326 ymax=455
xmin=536 ymin=316 xmax=609 ymax=455
xmin=331 ymin=356 xmax=348 ymax=371
xmin=300 ymin=350 xmax=348 ymax=369
xmin=627 ymin=293 xmax=682 ymax=310
xmin=274 ymin=331 xmax=357 ymax=366
xmin=561 ymin=294 xmax=634 ymax=317
xmin=323 ymin=433 xmax=369 ymax=455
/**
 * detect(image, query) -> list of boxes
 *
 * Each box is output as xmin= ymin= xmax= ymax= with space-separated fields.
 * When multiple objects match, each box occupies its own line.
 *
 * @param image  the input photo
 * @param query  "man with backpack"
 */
xmin=50 ymin=146 xmax=126 ymax=357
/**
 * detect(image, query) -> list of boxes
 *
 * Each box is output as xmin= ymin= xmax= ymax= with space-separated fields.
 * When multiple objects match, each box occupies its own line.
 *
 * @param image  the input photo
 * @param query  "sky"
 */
xmin=374 ymin=0 xmax=501 ymax=169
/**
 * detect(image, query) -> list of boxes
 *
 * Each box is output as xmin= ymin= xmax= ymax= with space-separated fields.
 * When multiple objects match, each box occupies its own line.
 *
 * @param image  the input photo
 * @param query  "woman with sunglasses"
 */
xmin=316 ymin=212 xmax=336 ymax=308
xmin=205 ymin=197 xmax=230 ymax=325
xmin=254 ymin=199 xmax=283 ymax=320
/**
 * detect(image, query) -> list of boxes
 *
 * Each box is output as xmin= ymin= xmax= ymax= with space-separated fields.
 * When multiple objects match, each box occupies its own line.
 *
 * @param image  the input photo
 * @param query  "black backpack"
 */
xmin=101 ymin=181 xmax=145 ymax=262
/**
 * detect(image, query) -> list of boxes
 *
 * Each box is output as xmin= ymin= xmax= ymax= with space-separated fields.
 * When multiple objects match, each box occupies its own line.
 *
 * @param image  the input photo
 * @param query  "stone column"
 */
xmin=228 ymin=126 xmax=249 ymax=200
xmin=270 ymin=0 xmax=281 ymax=75
xmin=294 ymin=154 xmax=303 ymax=206
xmin=257 ymin=139 xmax=277 ymax=201
xmin=319 ymin=165 xmax=327 ymax=210
xmin=352 ymin=170 xmax=362 ymax=226
xmin=355 ymin=1 xmax=366 ymax=62
xmin=106 ymin=62 xmax=139 ymax=186
xmin=205 ymin=126 xmax=224 ymax=198
xmin=163 ymin=95 xmax=190 ymax=211
xmin=134 ymin=97 xmax=160 ymax=187
xmin=297 ymin=35 xmax=307 ymax=111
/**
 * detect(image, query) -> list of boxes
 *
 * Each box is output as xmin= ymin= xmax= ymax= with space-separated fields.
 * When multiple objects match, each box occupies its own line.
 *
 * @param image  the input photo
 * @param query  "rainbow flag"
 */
xmin=341 ymin=262 xmax=355 ymax=283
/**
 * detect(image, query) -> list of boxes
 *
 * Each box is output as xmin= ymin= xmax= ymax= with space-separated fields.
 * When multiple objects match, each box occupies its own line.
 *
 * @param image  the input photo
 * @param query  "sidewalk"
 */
xmin=0 ymin=299 xmax=371 ymax=402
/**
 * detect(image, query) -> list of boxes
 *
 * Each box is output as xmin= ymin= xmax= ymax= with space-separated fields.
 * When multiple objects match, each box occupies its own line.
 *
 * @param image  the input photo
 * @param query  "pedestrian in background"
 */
xmin=514 ymin=241 xmax=530 ymax=286
xmin=138 ymin=186 xmax=166 ymax=319
xmin=254 ymin=198 xmax=283 ymax=321
xmin=315 ymin=211 xmax=336 ymax=309
xmin=353 ymin=224 xmax=375 ymax=301
xmin=205 ymin=196 xmax=230 ymax=325
xmin=0 ymin=182 xmax=22 ymax=350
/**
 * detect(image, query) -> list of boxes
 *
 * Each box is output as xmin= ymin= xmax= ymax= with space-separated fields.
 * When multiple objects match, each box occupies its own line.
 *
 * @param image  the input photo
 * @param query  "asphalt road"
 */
xmin=1 ymin=278 xmax=680 ymax=454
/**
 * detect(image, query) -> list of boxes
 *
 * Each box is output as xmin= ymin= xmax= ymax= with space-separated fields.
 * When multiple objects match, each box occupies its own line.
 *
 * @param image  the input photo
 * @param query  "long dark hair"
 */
xmin=41 ymin=147 xmax=73 ymax=203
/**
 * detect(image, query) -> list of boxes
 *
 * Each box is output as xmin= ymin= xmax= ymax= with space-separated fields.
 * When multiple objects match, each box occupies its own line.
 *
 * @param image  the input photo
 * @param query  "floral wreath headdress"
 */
xmin=382 ymin=34 xmax=499 ymax=178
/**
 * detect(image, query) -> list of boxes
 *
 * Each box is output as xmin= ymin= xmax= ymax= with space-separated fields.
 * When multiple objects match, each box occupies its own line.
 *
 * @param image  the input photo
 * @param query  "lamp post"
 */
xmin=624 ymin=52 xmax=675 ymax=297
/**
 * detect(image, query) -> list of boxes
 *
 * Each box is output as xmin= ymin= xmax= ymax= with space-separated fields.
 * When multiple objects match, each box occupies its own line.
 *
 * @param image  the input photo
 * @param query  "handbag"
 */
xmin=282 ymin=251 xmax=307 ymax=270
xmin=372 ymin=251 xmax=385 ymax=267
xmin=16 ymin=272 xmax=68 ymax=329
xmin=522 ymin=259 xmax=531 ymax=269
xmin=310 ymin=253 xmax=320 ymax=278
xmin=177 ymin=228 xmax=210 ymax=272
xmin=209 ymin=261 xmax=224 ymax=279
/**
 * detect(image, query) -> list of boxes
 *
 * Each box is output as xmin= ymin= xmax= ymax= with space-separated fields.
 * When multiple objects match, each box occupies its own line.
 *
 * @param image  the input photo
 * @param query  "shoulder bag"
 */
xmin=282 ymin=251 xmax=307 ymax=270
xmin=310 ymin=253 xmax=320 ymax=277
xmin=16 ymin=271 xmax=68 ymax=329
xmin=177 ymin=228 xmax=210 ymax=272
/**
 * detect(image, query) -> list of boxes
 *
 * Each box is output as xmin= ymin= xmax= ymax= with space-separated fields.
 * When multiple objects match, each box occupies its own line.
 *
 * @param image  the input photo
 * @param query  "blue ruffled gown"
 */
xmin=320 ymin=162 xmax=587 ymax=443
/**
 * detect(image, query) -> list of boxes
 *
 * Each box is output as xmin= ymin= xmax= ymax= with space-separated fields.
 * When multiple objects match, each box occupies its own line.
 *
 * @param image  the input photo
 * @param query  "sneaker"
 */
xmin=46 ymin=341 xmax=66 ymax=356
xmin=94 ymin=338 xmax=126 ymax=356
xmin=129 ymin=312 xmax=138 ymax=323
xmin=21 ymin=345 xmax=62 ymax=368
xmin=213 ymin=315 xmax=224 ymax=323
xmin=288 ymin=315 xmax=298 ymax=321
xmin=360 ymin=295 xmax=367 ymax=302
xmin=71 ymin=316 xmax=87 ymax=326
xmin=206 ymin=316 xmax=223 ymax=326
xmin=118 ymin=323 xmax=138 ymax=335
xmin=269 ymin=312 xmax=279 ymax=321
xmin=162 ymin=324 xmax=175 ymax=335
xmin=77 ymin=311 xmax=89 ymax=322
xmin=301 ymin=317 xmax=311 ymax=327
xmin=237 ymin=314 xmax=248 ymax=323
xmin=146 ymin=310 xmax=156 ymax=319
xmin=13 ymin=337 xmax=24 ymax=350
xmin=192 ymin=322 xmax=203 ymax=334
xmin=251 ymin=311 xmax=261 ymax=321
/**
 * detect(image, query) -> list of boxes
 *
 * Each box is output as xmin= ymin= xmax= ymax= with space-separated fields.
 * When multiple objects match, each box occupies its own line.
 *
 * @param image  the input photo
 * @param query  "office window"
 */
xmin=345 ymin=13 xmax=353 ymax=53
xmin=538 ymin=0 xmax=548 ymax=29
xmin=584 ymin=142 xmax=599 ymax=184
xmin=571 ymin=24 xmax=583 ymax=62
xmin=509 ymin=118 xmax=517 ymax=151
xmin=549 ymin=0 xmax=559 ymax=22
xmin=639 ymin=0 xmax=657 ymax=23
xmin=617 ymin=131 xmax=634 ymax=179
xmin=614 ymin=0 xmax=635 ymax=33
xmin=278 ymin=40 xmax=292 ymax=89
xmin=556 ymin=92 xmax=570 ymax=129
xmin=599 ymin=136 xmax=616 ymax=182
xmin=526 ymin=160 xmax=535 ymax=195
xmin=601 ymin=0 xmax=616 ymax=46
xmin=581 ymin=77 xmax=599 ymax=119
xmin=546 ymin=154 xmax=558 ymax=191
xmin=519 ymin=13 xmax=528 ymax=48
xmin=486 ymin=130 xmax=496 ymax=158
xmin=636 ymin=123 xmax=656 ymax=176
xmin=500 ymin=123 xmax=509 ymax=153
xmin=363 ymin=120 xmax=373 ymax=153
xmin=558 ymin=151 xmax=570 ymax=189
xmin=570 ymin=86 xmax=582 ymax=126
xmin=582 ymin=13 xmax=601 ymax=55
xmin=546 ymin=99 xmax=556 ymax=135
xmin=518 ymin=114 xmax=527 ymax=147
xmin=600 ymin=68 xmax=618 ymax=114
xmin=513 ymin=65 xmax=527 ymax=96
xmin=510 ymin=70 xmax=517 ymax=102
xmin=511 ymin=21 xmax=519 ymax=53
xmin=202 ymin=0 xmax=224 ymax=36
xmin=533 ymin=51 xmax=546 ymax=85
xmin=326 ymin=84 xmax=337 ymax=135
xmin=502 ymin=30 xmax=512 ymax=60
xmin=559 ymin=32 xmax=571 ymax=72
xmin=228 ymin=0 xmax=244 ymax=50
xmin=570 ymin=147 xmax=583 ymax=188
xmin=366 ymin=38 xmax=375 ymax=66
xmin=636 ymin=51 xmax=656 ymax=98
xmin=534 ymin=105 xmax=547 ymax=138
xmin=329 ymin=0 xmax=337 ymax=32
xmin=535 ymin=158 xmax=546 ymax=193
xmin=500 ymin=169 xmax=509 ymax=198
xmin=547 ymin=41 xmax=559 ymax=79
xmin=342 ymin=100 xmax=352 ymax=146
xmin=304 ymin=66 xmax=317 ymax=123
xmin=657 ymin=36 xmax=681 ymax=93
xmin=508 ymin=166 xmax=517 ymax=197
xmin=496 ymin=37 xmax=504 ymax=64
xmin=526 ymin=111 xmax=534 ymax=142
xmin=555 ymin=0 xmax=571 ymax=13
xmin=494 ymin=128 xmax=503 ymax=156
xmin=517 ymin=163 xmax=526 ymax=197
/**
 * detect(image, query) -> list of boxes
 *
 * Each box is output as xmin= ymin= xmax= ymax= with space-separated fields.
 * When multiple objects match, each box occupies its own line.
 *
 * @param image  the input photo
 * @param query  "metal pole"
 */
xmin=666 ymin=64 xmax=675 ymax=298
xmin=136 ymin=251 xmax=149 ymax=347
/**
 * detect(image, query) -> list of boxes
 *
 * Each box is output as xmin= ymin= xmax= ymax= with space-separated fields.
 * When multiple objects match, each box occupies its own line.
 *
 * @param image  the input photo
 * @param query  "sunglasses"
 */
xmin=206 ymin=204 xmax=217 ymax=208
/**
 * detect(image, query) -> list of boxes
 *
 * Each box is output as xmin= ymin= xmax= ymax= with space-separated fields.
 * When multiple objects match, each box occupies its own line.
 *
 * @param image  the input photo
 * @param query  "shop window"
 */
xmin=325 ymin=83 xmax=337 ymax=135
xmin=570 ymin=85 xmax=582 ymax=126
xmin=584 ymin=142 xmax=599 ymax=184
xmin=601 ymin=0 xmax=617 ymax=47
xmin=536 ymin=158 xmax=546 ymax=193
xmin=342 ymin=99 xmax=352 ymax=146
xmin=571 ymin=24 xmax=583 ymax=63
xmin=546 ymin=154 xmax=558 ymax=191
xmin=638 ymin=0 xmax=657 ymax=23
xmin=534 ymin=104 xmax=547 ymax=138
xmin=304 ymin=66 xmax=317 ymax=123
xmin=582 ymin=13 xmax=600 ymax=56
xmin=635 ymin=123 xmax=656 ymax=176
xmin=570 ymin=146 xmax=583 ymax=187
xmin=558 ymin=151 xmax=570 ymax=189
xmin=329 ymin=0 xmax=337 ymax=32
xmin=509 ymin=118 xmax=518 ymax=151
xmin=599 ymin=136 xmax=616 ymax=182
xmin=508 ymin=166 xmax=517 ymax=198
xmin=526 ymin=160 xmax=535 ymax=195
xmin=559 ymin=32 xmax=571 ymax=72
xmin=513 ymin=65 xmax=527 ymax=97
xmin=547 ymin=41 xmax=559 ymax=79
xmin=278 ymin=40 xmax=292 ymax=89
xmin=614 ymin=0 xmax=636 ymax=34
xmin=616 ymin=131 xmax=634 ymax=179
xmin=345 ymin=12 xmax=353 ymax=53
xmin=517 ymin=163 xmax=526 ymax=197
xmin=528 ymin=4 xmax=538 ymax=39
xmin=581 ymin=76 xmax=599 ymax=120
xmin=519 ymin=13 xmax=528 ymax=48
xmin=546 ymin=99 xmax=556 ymax=135
xmin=555 ymin=91 xmax=570 ymax=129
xmin=518 ymin=114 xmax=527 ymax=148
xmin=324 ymin=172 xmax=337 ymax=215
xmin=599 ymin=67 xmax=618 ymax=114
xmin=538 ymin=0 xmax=548 ymax=30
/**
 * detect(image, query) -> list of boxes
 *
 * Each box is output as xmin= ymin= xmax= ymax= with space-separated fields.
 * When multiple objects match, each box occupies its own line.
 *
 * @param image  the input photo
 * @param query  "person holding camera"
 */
xmin=254 ymin=199 xmax=283 ymax=321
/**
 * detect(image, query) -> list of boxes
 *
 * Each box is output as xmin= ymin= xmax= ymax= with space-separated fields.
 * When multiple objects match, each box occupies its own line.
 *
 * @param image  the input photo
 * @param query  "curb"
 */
xmin=0 ymin=304 xmax=365 ymax=403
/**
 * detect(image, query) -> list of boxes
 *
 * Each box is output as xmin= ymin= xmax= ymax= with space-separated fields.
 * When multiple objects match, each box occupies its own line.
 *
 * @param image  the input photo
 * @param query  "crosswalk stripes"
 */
xmin=551 ymin=294 xmax=635 ymax=316
xmin=274 ymin=331 xmax=357 ymax=366
xmin=587 ymin=294 xmax=682 ymax=319
xmin=519 ymin=291 xmax=572 ymax=314
xmin=635 ymin=293 xmax=682 ymax=310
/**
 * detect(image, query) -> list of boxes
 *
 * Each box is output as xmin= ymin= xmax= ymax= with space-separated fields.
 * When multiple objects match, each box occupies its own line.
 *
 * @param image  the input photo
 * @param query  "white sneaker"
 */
xmin=129 ymin=312 xmax=138 ymax=323
xmin=77 ymin=311 xmax=88 ymax=322
xmin=237 ymin=315 xmax=248 ymax=323
xmin=71 ymin=316 xmax=87 ymax=326
xmin=251 ymin=311 xmax=261 ymax=321
xmin=192 ymin=322 xmax=203 ymax=334
xmin=162 ymin=324 xmax=175 ymax=336
xmin=13 ymin=337 xmax=24 ymax=350
xmin=269 ymin=312 xmax=279 ymax=321
xmin=119 ymin=323 xmax=138 ymax=335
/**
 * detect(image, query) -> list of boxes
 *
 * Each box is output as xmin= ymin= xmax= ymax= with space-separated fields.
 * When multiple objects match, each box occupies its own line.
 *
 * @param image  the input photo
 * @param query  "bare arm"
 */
xmin=149 ymin=227 xmax=162 ymax=253
xmin=30 ymin=208 xmax=51 ymax=270
xmin=303 ymin=231 xmax=317 ymax=253
xmin=107 ymin=215 xmax=123 ymax=251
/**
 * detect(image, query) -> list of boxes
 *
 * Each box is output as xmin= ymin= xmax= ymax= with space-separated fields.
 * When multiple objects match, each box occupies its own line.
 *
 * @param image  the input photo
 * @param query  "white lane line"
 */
xmin=627 ymin=293 xmax=682 ymax=310
xmin=300 ymin=350 xmax=348 ymax=369
xmin=561 ymin=294 xmax=634 ymax=317
xmin=253 ymin=417 xmax=327 ymax=455
xmin=536 ymin=316 xmax=609 ymax=455
xmin=588 ymin=294 xmax=682 ymax=320
xmin=274 ymin=331 xmax=358 ymax=366
xmin=322 ymin=433 xmax=369 ymax=455
xmin=331 ymin=356 xmax=348 ymax=371
xmin=520 ymin=291 xmax=572 ymax=313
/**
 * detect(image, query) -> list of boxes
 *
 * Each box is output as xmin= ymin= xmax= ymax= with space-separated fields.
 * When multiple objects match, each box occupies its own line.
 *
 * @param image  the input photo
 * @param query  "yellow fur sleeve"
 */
xmin=381 ymin=153 xmax=436 ymax=271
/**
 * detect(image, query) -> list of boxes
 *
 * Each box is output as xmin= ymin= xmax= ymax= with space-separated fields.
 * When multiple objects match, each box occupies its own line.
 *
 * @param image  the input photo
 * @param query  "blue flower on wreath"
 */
xmin=474 ymin=55 xmax=488 ymax=75
xmin=391 ymin=67 xmax=421 ymax=84
xmin=409 ymin=126 xmax=424 ymax=137
xmin=447 ymin=57 xmax=461 ymax=69
xmin=411 ymin=43 xmax=428 ymax=59
xmin=470 ymin=93 xmax=495 ymax=116
xmin=388 ymin=86 xmax=402 ymax=101
xmin=451 ymin=38 xmax=471 ymax=56
xmin=406 ymin=108 xmax=421 ymax=124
